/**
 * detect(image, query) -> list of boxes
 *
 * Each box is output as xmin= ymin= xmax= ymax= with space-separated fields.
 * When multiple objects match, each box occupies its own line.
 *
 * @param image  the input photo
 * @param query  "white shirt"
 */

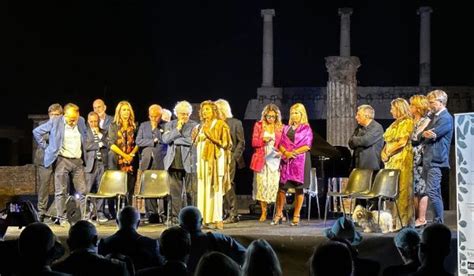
xmin=59 ymin=122 xmax=82 ymax=158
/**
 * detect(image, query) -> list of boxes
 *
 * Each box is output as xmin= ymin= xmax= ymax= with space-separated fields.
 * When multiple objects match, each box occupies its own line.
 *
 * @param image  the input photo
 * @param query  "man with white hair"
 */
xmin=161 ymin=108 xmax=172 ymax=123
xmin=162 ymin=101 xmax=199 ymax=223
xmin=215 ymin=99 xmax=245 ymax=223
xmin=136 ymin=104 xmax=168 ymax=220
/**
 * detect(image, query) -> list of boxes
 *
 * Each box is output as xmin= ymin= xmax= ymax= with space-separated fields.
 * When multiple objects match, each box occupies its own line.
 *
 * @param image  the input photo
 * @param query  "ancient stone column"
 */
xmin=418 ymin=6 xmax=432 ymax=87
xmin=246 ymin=9 xmax=283 ymax=120
xmin=325 ymin=56 xmax=360 ymax=147
xmin=338 ymin=8 xmax=353 ymax=57
xmin=261 ymin=9 xmax=275 ymax=87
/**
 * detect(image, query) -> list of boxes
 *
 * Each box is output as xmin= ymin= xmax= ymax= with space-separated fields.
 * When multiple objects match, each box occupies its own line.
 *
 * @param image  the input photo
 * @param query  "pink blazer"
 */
xmin=249 ymin=121 xmax=283 ymax=172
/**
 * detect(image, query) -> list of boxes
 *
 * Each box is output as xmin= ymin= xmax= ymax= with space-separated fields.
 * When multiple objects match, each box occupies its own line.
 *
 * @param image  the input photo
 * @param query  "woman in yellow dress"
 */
xmin=381 ymin=98 xmax=414 ymax=230
xmin=195 ymin=100 xmax=232 ymax=230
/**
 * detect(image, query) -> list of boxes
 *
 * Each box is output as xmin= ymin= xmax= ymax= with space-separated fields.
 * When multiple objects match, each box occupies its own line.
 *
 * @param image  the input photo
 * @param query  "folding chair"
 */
xmin=84 ymin=170 xmax=128 ymax=223
xmin=305 ymin=168 xmax=321 ymax=221
xmin=323 ymin=168 xmax=373 ymax=226
xmin=133 ymin=170 xmax=171 ymax=226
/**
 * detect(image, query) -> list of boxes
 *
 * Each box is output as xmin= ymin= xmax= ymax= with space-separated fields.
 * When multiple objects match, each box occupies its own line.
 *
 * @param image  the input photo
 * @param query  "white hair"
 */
xmin=173 ymin=101 xmax=193 ymax=116
xmin=215 ymin=99 xmax=233 ymax=118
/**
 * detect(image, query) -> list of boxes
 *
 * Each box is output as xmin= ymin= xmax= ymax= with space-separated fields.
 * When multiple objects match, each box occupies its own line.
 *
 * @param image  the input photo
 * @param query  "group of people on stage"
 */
xmin=349 ymin=89 xmax=453 ymax=231
xmin=32 ymin=88 xmax=453 ymax=232
xmin=32 ymin=98 xmax=246 ymax=229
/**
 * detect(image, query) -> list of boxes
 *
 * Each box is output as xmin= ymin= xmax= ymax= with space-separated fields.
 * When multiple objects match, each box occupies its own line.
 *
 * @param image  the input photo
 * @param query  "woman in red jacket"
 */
xmin=250 ymin=104 xmax=283 ymax=221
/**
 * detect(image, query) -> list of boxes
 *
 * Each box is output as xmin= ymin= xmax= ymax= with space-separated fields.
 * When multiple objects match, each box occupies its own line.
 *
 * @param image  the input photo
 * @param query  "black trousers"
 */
xmin=169 ymin=169 xmax=196 ymax=218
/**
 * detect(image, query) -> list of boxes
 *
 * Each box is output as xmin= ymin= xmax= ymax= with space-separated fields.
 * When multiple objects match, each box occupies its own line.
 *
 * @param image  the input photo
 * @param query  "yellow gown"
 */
xmin=383 ymin=117 xmax=414 ymax=229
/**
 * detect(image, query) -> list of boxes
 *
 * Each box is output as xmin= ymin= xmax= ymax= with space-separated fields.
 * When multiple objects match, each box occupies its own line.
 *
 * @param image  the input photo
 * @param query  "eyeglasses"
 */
xmin=265 ymin=115 xmax=276 ymax=119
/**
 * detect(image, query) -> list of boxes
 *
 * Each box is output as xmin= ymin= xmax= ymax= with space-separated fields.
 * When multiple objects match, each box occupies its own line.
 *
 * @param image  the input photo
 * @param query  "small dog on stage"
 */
xmin=352 ymin=205 xmax=393 ymax=233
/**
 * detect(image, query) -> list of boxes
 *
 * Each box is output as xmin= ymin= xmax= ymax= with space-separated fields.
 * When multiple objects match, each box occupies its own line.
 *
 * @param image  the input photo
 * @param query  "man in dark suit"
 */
xmin=84 ymin=111 xmax=109 ymax=222
xmin=93 ymin=98 xmax=113 ymax=132
xmin=348 ymin=104 xmax=384 ymax=171
xmin=136 ymin=104 xmax=168 ymax=219
xmin=33 ymin=103 xmax=88 ymax=224
xmin=34 ymin=103 xmax=63 ymax=221
xmin=98 ymin=206 xmax=163 ymax=271
xmin=419 ymin=90 xmax=453 ymax=224
xmin=162 ymin=101 xmax=198 ymax=223
xmin=215 ymin=99 xmax=245 ymax=223
xmin=53 ymin=220 xmax=129 ymax=276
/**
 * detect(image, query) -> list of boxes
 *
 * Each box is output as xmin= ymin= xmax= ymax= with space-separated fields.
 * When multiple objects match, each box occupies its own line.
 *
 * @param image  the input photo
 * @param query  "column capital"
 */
xmin=417 ymin=6 xmax=433 ymax=15
xmin=338 ymin=7 xmax=353 ymax=16
xmin=325 ymin=56 xmax=361 ymax=83
xmin=261 ymin=9 xmax=275 ymax=19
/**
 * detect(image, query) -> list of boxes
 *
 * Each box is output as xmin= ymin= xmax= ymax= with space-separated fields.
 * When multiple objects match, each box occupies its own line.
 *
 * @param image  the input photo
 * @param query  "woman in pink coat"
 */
xmin=272 ymin=103 xmax=313 ymax=226
xmin=250 ymin=104 xmax=283 ymax=222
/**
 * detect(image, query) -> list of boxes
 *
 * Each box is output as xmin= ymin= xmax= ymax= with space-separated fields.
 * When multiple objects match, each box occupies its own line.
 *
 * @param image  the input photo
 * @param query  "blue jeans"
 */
xmin=423 ymin=166 xmax=444 ymax=223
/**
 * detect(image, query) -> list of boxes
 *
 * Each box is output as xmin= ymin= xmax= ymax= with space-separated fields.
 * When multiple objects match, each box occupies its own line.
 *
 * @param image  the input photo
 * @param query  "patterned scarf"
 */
xmin=117 ymin=125 xmax=135 ymax=173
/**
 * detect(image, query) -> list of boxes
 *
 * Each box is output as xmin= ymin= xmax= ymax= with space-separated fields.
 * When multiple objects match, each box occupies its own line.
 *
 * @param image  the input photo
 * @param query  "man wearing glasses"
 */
xmin=419 ymin=90 xmax=453 ymax=224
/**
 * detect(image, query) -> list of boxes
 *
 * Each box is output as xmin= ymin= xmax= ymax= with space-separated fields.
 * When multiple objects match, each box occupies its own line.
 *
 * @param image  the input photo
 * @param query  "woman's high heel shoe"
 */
xmin=271 ymin=215 xmax=283 ymax=225
xmin=290 ymin=215 xmax=300 ymax=226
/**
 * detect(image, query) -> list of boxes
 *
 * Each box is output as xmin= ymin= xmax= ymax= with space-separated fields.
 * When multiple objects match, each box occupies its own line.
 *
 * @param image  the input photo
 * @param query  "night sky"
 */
xmin=2 ymin=0 xmax=473 ymax=129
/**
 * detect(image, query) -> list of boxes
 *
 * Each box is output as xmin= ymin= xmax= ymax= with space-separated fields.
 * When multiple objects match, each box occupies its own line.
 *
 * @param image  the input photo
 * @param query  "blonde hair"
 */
xmin=261 ymin=104 xmax=282 ymax=129
xmin=199 ymin=100 xmax=219 ymax=122
xmin=409 ymin=95 xmax=430 ymax=117
xmin=427 ymin=89 xmax=448 ymax=106
xmin=391 ymin=98 xmax=412 ymax=119
xmin=113 ymin=100 xmax=136 ymax=129
xmin=289 ymin=103 xmax=309 ymax=125
xmin=215 ymin=99 xmax=233 ymax=119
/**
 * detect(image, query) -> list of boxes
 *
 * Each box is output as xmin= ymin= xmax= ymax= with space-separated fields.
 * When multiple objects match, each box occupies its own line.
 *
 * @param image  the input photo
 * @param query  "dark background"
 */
xmin=1 ymin=0 xmax=473 ymax=166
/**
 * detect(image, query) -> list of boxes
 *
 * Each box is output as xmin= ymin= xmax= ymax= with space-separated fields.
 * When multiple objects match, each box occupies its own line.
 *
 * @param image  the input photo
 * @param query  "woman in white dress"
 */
xmin=250 ymin=104 xmax=284 ymax=221
xmin=194 ymin=100 xmax=232 ymax=230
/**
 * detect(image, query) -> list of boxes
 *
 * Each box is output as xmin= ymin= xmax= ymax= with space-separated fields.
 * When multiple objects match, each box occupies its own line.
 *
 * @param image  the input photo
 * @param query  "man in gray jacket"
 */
xmin=162 ymin=101 xmax=198 ymax=223
xmin=348 ymin=105 xmax=384 ymax=171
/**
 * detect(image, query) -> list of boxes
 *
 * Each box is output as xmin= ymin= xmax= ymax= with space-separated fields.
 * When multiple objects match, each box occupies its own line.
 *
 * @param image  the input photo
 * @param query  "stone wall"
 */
xmin=245 ymin=86 xmax=474 ymax=120
xmin=0 ymin=165 xmax=45 ymax=209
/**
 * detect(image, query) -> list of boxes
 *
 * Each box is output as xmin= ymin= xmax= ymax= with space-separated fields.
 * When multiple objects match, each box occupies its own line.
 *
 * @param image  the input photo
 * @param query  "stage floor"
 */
xmin=3 ymin=211 xmax=458 ymax=275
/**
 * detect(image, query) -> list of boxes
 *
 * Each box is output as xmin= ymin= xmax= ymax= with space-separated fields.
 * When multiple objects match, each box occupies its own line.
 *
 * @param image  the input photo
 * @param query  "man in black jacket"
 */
xmin=98 ymin=206 xmax=164 ymax=271
xmin=348 ymin=104 xmax=384 ymax=171
xmin=215 ymin=99 xmax=245 ymax=223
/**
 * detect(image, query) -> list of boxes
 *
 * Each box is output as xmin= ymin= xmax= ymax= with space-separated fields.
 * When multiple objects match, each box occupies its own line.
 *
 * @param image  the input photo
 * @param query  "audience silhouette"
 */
xmin=241 ymin=239 xmax=282 ymax=276
xmin=137 ymin=226 xmax=191 ymax=276
xmin=17 ymin=222 xmax=67 ymax=275
xmin=178 ymin=206 xmax=246 ymax=273
xmin=411 ymin=223 xmax=453 ymax=276
xmin=194 ymin=251 xmax=240 ymax=276
xmin=383 ymin=228 xmax=421 ymax=276
xmin=310 ymin=240 xmax=353 ymax=276
xmin=98 ymin=206 xmax=164 ymax=271
xmin=52 ymin=220 xmax=129 ymax=276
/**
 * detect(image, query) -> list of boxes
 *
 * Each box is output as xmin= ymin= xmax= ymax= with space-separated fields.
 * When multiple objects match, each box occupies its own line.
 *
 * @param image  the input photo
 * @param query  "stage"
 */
xmin=2 ymin=211 xmax=458 ymax=275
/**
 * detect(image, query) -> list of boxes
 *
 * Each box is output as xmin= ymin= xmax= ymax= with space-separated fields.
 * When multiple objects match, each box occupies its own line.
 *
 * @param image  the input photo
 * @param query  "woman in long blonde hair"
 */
xmin=272 ymin=103 xmax=313 ymax=226
xmin=250 ymin=104 xmax=284 ymax=221
xmin=108 ymin=100 xmax=139 ymax=207
xmin=381 ymin=98 xmax=414 ymax=230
